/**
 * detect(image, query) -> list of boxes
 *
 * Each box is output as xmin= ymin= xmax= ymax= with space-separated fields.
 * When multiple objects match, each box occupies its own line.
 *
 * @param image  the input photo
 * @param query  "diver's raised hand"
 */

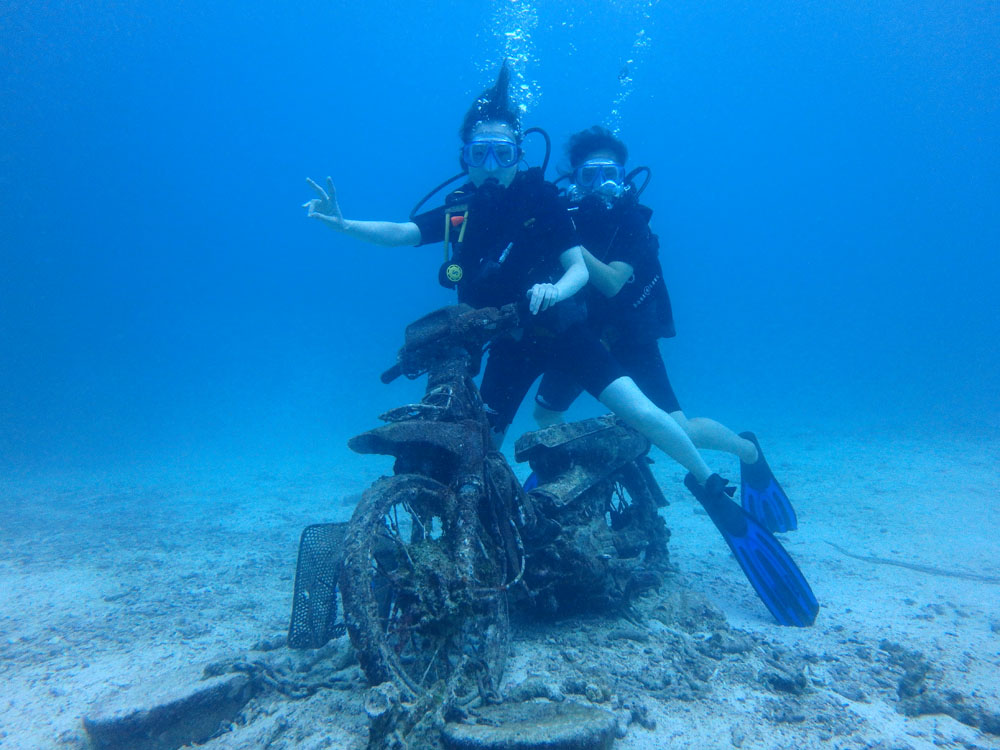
xmin=302 ymin=180 xmax=422 ymax=247
xmin=303 ymin=177 xmax=345 ymax=230
xmin=527 ymin=283 xmax=561 ymax=315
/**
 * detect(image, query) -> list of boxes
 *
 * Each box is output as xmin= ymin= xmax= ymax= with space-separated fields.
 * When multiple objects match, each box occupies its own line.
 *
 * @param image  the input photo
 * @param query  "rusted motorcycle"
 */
xmin=288 ymin=304 xmax=670 ymax=707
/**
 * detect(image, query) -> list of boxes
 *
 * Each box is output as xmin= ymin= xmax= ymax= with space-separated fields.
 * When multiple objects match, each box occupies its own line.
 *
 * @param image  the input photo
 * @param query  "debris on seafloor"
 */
xmin=440 ymin=700 xmax=617 ymax=750
xmin=82 ymin=673 xmax=255 ymax=750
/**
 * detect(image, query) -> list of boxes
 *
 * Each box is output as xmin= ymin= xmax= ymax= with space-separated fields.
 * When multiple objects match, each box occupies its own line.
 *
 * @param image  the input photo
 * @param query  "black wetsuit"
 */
xmin=535 ymin=194 xmax=681 ymax=414
xmin=412 ymin=169 xmax=624 ymax=435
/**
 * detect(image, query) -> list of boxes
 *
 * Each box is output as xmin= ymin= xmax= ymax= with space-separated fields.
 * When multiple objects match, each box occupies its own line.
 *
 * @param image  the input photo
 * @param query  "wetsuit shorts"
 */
xmin=535 ymin=335 xmax=681 ymax=415
xmin=480 ymin=323 xmax=625 ymax=436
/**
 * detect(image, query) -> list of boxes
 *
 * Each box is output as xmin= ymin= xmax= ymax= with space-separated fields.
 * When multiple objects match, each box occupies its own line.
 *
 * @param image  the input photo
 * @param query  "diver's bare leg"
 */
xmin=598 ymin=377 xmax=712 ymax=482
xmin=532 ymin=401 xmax=566 ymax=429
xmin=670 ymin=412 xmax=758 ymax=464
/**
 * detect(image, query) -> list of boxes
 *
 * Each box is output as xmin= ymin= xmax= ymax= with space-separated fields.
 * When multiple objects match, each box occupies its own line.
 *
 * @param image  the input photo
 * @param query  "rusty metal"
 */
xmin=315 ymin=304 xmax=672 ymax=745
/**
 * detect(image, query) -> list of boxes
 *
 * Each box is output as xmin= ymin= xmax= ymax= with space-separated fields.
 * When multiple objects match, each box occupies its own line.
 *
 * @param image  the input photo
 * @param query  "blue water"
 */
xmin=2 ymin=0 xmax=998 ymax=478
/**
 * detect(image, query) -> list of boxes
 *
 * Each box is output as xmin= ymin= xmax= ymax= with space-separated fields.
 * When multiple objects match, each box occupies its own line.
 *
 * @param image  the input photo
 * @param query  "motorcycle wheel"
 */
xmin=340 ymin=474 xmax=508 ymax=701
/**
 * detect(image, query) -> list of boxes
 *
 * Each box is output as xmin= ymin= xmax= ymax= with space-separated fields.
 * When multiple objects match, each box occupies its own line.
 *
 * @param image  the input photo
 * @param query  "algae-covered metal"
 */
xmin=289 ymin=305 xmax=674 ymax=748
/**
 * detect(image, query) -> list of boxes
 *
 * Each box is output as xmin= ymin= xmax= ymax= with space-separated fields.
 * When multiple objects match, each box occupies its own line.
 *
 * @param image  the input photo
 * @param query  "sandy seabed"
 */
xmin=2 ymin=424 xmax=999 ymax=749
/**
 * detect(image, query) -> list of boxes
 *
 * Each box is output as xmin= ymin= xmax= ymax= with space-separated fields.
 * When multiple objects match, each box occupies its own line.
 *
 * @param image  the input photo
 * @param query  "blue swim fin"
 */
xmin=685 ymin=473 xmax=818 ymax=627
xmin=523 ymin=471 xmax=539 ymax=492
xmin=739 ymin=432 xmax=798 ymax=533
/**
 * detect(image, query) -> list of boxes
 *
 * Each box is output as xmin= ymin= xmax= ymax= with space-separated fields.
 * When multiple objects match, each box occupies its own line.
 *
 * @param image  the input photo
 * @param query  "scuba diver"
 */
xmin=302 ymin=63 xmax=817 ymax=627
xmin=534 ymin=126 xmax=798 ymax=536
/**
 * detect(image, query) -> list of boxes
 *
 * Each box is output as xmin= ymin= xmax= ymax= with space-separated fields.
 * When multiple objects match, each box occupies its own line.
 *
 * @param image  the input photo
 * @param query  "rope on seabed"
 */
xmin=825 ymin=541 xmax=1000 ymax=584
xmin=225 ymin=658 xmax=353 ymax=699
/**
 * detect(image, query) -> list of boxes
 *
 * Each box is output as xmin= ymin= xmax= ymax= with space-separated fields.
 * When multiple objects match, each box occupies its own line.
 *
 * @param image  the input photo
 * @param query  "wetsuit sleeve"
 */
xmin=604 ymin=207 xmax=653 ymax=267
xmin=540 ymin=189 xmax=579 ymax=255
xmin=411 ymin=206 xmax=447 ymax=247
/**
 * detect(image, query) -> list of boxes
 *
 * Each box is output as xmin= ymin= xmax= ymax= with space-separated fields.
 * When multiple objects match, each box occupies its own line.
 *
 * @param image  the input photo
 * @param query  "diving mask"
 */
xmin=571 ymin=160 xmax=625 ymax=202
xmin=463 ymin=139 xmax=520 ymax=169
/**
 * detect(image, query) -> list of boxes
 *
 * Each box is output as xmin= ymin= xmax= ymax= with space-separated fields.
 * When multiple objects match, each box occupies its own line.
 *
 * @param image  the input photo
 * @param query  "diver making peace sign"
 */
xmin=303 ymin=62 xmax=817 ymax=627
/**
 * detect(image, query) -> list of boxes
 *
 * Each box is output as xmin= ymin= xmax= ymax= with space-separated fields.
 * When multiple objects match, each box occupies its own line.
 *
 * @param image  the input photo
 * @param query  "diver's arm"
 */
xmin=303 ymin=176 xmax=420 ymax=247
xmin=526 ymin=245 xmax=589 ymax=315
xmin=337 ymin=219 xmax=421 ymax=247
xmin=555 ymin=245 xmax=590 ymax=298
xmin=581 ymin=247 xmax=633 ymax=298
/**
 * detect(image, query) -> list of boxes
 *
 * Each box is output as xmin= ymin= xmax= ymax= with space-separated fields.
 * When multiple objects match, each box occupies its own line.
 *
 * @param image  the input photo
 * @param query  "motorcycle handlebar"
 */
xmin=381 ymin=363 xmax=404 ymax=384
xmin=382 ymin=303 xmax=523 ymax=382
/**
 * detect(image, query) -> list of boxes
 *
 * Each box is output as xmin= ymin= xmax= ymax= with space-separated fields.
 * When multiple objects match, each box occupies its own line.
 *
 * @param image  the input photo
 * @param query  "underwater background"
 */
xmin=2 ymin=0 xmax=998 ymax=480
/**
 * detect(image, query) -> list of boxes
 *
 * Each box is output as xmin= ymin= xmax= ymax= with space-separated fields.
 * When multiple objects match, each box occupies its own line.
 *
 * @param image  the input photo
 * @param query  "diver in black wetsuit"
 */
xmin=301 ymin=64 xmax=717 ymax=485
xmin=534 ymin=126 xmax=799 ymax=535
xmin=301 ymin=68 xmax=817 ymax=626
